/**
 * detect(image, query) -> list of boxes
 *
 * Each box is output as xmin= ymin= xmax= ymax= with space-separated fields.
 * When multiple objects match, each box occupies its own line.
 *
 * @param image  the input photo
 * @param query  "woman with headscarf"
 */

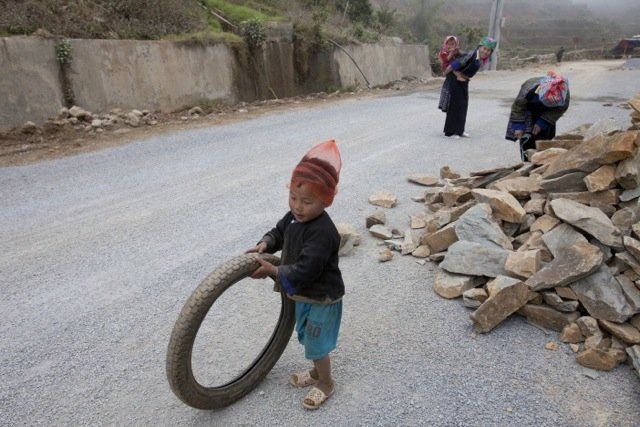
xmin=505 ymin=71 xmax=570 ymax=161
xmin=440 ymin=36 xmax=497 ymax=139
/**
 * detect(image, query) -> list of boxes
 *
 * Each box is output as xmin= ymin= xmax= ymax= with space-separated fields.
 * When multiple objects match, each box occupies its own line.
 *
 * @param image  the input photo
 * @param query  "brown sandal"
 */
xmin=289 ymin=370 xmax=318 ymax=388
xmin=302 ymin=385 xmax=334 ymax=410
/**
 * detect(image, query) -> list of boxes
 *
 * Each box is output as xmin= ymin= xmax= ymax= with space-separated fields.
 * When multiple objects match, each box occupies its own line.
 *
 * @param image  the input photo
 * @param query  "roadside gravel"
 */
xmin=1 ymin=60 xmax=639 ymax=426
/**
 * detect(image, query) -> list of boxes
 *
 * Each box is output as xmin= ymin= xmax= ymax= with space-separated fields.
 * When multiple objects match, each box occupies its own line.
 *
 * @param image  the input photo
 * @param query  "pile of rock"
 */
xmin=19 ymin=105 xmax=164 ymax=136
xmin=366 ymin=116 xmax=640 ymax=377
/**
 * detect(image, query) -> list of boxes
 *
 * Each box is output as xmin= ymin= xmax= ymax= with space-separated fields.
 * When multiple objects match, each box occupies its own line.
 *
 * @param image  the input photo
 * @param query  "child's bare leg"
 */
xmin=312 ymin=356 xmax=334 ymax=395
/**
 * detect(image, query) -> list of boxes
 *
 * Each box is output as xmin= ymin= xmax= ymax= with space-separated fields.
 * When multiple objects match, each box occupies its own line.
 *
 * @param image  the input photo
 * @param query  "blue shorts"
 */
xmin=294 ymin=300 xmax=342 ymax=360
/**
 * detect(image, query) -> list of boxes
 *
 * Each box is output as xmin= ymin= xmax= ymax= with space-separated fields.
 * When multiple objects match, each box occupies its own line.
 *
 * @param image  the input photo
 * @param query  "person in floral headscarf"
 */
xmin=440 ymin=36 xmax=497 ymax=139
xmin=505 ymin=71 xmax=570 ymax=161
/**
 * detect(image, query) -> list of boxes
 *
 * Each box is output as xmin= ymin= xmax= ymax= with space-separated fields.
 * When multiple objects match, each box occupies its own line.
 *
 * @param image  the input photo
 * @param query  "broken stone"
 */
xmin=433 ymin=269 xmax=484 ymax=299
xmin=542 ymin=291 xmax=580 ymax=312
xmin=549 ymin=198 xmax=623 ymax=249
xmin=529 ymin=214 xmax=561 ymax=234
xmin=517 ymin=304 xmax=580 ymax=332
xmin=525 ymin=241 xmax=603 ymax=291
xmin=469 ymin=277 xmax=529 ymax=333
xmin=336 ymin=223 xmax=361 ymax=256
xmin=411 ymin=245 xmax=430 ymax=258
xmin=560 ymin=322 xmax=584 ymax=343
xmin=420 ymin=222 xmax=458 ymax=254
xmin=543 ymin=132 xmax=637 ymax=180
xmin=540 ymin=171 xmax=588 ymax=193
xmin=378 ymin=248 xmax=393 ymax=262
xmin=407 ymin=174 xmax=440 ymax=186
xmin=462 ymin=287 xmax=488 ymax=308
xmin=441 ymin=185 xmax=473 ymax=207
xmin=440 ymin=241 xmax=510 ymax=278
xmin=504 ymin=250 xmax=541 ymax=279
xmin=401 ymin=228 xmax=417 ymax=255
xmin=366 ymin=209 xmax=386 ymax=228
xmin=584 ymin=164 xmax=617 ymax=192
xmin=575 ymin=348 xmax=619 ymax=371
xmin=454 ymin=203 xmax=513 ymax=250
xmin=440 ymin=165 xmax=461 ymax=179
xmin=471 ymin=188 xmax=526 ymax=223
xmin=369 ymin=191 xmax=397 ymax=208
xmin=598 ymin=319 xmax=640 ymax=345
xmin=571 ymin=266 xmax=634 ymax=323
xmin=489 ymin=175 xmax=542 ymax=199
xmin=369 ymin=224 xmax=393 ymax=240
xmin=626 ymin=345 xmax=640 ymax=378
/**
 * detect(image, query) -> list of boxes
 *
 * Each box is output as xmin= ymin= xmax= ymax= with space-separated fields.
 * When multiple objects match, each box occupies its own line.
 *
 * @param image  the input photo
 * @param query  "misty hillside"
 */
xmin=373 ymin=0 xmax=637 ymax=55
xmin=1 ymin=0 xmax=636 ymax=58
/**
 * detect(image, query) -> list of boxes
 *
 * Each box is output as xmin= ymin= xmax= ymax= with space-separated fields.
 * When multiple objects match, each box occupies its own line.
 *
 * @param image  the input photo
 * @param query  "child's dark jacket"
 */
xmin=260 ymin=211 xmax=344 ymax=303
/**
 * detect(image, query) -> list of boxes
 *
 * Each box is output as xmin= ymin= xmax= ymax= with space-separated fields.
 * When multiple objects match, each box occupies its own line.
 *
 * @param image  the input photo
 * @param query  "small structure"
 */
xmin=612 ymin=36 xmax=640 ymax=57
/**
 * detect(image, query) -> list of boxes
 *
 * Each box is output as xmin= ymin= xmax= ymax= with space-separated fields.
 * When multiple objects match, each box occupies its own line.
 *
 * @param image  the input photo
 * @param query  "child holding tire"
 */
xmin=246 ymin=139 xmax=344 ymax=410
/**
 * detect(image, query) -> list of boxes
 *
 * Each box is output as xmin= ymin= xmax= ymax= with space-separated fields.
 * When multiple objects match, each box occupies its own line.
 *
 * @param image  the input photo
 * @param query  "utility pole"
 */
xmin=487 ymin=0 xmax=504 ymax=71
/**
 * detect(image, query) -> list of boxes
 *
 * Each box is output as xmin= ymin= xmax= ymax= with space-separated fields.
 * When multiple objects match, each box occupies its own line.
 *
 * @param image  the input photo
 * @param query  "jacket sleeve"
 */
xmin=509 ymin=79 xmax=537 ymax=124
xmin=259 ymin=213 xmax=289 ymax=253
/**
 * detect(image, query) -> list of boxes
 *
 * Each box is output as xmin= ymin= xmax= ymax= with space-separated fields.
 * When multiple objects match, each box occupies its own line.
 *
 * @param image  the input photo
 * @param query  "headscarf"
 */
xmin=536 ymin=71 xmax=568 ymax=107
xmin=477 ymin=36 xmax=497 ymax=65
xmin=478 ymin=36 xmax=497 ymax=51
xmin=441 ymin=35 xmax=459 ymax=52
xmin=290 ymin=139 xmax=342 ymax=207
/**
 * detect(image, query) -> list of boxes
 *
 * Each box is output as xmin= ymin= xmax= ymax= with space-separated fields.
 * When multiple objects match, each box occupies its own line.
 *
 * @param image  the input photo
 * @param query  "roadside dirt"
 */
xmin=0 ymin=78 xmax=439 ymax=167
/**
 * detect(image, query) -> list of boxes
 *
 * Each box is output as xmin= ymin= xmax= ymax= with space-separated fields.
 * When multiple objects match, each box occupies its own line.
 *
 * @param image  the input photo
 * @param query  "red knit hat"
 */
xmin=290 ymin=139 xmax=342 ymax=207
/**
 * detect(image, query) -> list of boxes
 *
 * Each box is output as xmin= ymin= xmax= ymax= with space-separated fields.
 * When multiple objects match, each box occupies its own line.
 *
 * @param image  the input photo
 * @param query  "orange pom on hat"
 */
xmin=290 ymin=139 xmax=342 ymax=207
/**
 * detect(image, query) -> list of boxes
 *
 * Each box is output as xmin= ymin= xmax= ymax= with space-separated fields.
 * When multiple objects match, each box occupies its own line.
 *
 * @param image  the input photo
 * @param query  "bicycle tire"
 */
xmin=166 ymin=253 xmax=295 ymax=409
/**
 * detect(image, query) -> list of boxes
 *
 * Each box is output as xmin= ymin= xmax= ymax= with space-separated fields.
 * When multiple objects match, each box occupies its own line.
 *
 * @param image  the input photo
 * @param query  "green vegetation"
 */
xmin=54 ymin=39 xmax=72 ymax=64
xmin=0 ymin=0 xmax=625 ymax=59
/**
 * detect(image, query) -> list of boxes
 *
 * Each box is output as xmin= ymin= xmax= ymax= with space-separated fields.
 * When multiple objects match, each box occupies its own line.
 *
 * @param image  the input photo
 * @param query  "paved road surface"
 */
xmin=1 ymin=60 xmax=639 ymax=426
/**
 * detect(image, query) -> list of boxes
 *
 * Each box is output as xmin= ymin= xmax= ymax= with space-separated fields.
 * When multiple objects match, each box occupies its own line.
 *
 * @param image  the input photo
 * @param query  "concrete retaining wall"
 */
xmin=0 ymin=35 xmax=431 ymax=131
xmin=333 ymin=42 xmax=431 ymax=88
xmin=70 ymin=39 xmax=235 ymax=114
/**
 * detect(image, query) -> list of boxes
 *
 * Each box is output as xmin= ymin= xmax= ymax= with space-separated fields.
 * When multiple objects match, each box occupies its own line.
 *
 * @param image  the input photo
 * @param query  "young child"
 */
xmin=246 ymin=139 xmax=344 ymax=410
xmin=437 ymin=35 xmax=461 ymax=112
xmin=438 ymin=35 xmax=460 ymax=75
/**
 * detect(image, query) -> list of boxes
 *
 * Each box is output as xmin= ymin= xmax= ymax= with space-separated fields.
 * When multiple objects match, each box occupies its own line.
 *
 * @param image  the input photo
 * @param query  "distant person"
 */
xmin=505 ymin=71 xmax=570 ymax=161
xmin=440 ymin=36 xmax=497 ymax=139
xmin=556 ymin=46 xmax=565 ymax=63
xmin=246 ymin=139 xmax=344 ymax=410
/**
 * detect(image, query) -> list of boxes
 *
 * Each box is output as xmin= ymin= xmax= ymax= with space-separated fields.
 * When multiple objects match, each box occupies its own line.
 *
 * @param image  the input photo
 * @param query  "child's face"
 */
xmin=445 ymin=39 xmax=457 ymax=51
xmin=289 ymin=183 xmax=325 ymax=223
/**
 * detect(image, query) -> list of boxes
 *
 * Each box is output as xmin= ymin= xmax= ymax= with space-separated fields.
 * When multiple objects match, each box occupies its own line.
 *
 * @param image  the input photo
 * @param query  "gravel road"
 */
xmin=1 ymin=60 xmax=640 ymax=426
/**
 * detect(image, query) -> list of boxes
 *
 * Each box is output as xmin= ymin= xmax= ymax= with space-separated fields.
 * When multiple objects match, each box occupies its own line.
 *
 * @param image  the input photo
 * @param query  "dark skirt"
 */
xmin=442 ymin=73 xmax=469 ymax=136
xmin=438 ymin=77 xmax=451 ymax=112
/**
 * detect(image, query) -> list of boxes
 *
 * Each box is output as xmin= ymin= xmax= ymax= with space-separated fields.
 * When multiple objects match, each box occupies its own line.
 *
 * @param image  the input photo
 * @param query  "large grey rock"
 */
xmin=541 ymin=223 xmax=588 ymax=258
xmin=550 ymin=198 xmax=623 ymax=249
xmin=570 ymin=265 xmax=634 ymax=323
xmin=525 ymin=241 xmax=603 ymax=291
xmin=454 ymin=203 xmax=513 ymax=250
xmin=440 ymin=241 xmax=510 ymax=278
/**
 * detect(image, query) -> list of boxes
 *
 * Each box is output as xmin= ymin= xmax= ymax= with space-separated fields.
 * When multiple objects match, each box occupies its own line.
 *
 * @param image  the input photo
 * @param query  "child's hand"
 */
xmin=453 ymin=71 xmax=467 ymax=81
xmin=245 ymin=241 xmax=267 ymax=254
xmin=250 ymin=256 xmax=277 ymax=279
